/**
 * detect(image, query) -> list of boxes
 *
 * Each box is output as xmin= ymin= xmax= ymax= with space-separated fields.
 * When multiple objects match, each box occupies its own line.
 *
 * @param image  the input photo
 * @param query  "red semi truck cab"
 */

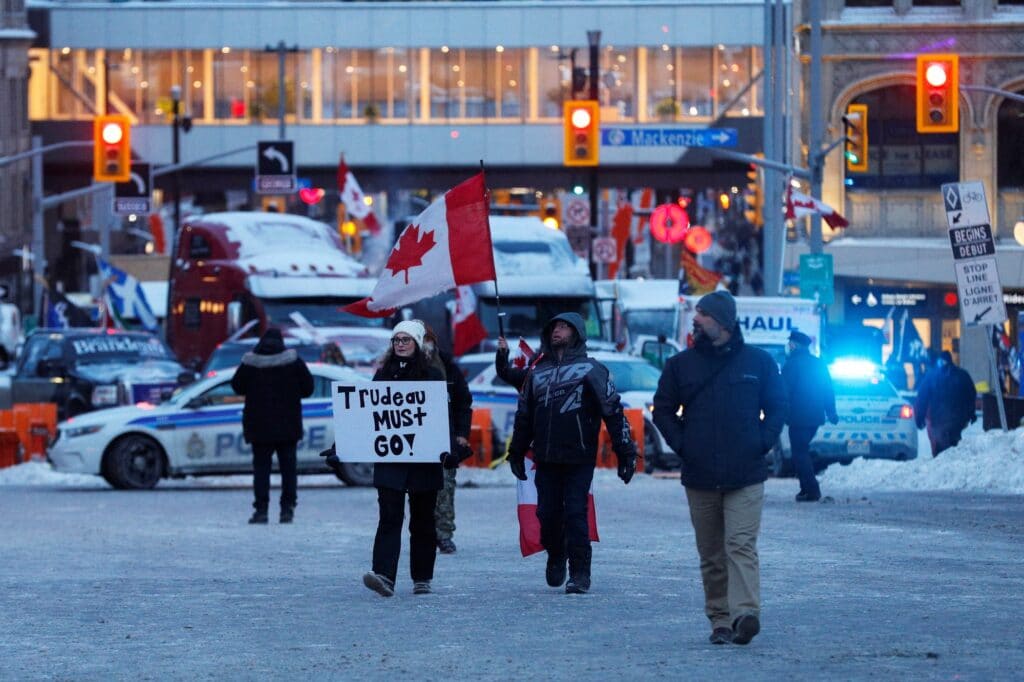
xmin=167 ymin=211 xmax=385 ymax=369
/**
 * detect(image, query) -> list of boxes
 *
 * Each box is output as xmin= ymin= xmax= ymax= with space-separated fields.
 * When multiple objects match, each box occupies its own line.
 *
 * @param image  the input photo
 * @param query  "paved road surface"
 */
xmin=0 ymin=473 xmax=1020 ymax=680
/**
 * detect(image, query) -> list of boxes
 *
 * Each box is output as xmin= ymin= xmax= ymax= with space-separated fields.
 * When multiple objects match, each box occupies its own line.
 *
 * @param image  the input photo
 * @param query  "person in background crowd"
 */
xmin=320 ymin=341 xmax=347 ymax=366
xmin=231 ymin=327 xmax=314 ymax=525
xmin=507 ymin=313 xmax=638 ymax=595
xmin=417 ymin=321 xmax=473 ymax=555
xmin=781 ymin=330 xmax=838 ymax=503
xmin=362 ymin=321 xmax=461 ymax=598
xmin=914 ymin=350 xmax=977 ymax=457
xmin=652 ymin=290 xmax=787 ymax=646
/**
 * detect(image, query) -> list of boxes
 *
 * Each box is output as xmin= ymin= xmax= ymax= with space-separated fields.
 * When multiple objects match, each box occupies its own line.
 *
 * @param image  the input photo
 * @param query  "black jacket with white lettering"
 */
xmin=371 ymin=350 xmax=447 ymax=492
xmin=508 ymin=313 xmax=637 ymax=466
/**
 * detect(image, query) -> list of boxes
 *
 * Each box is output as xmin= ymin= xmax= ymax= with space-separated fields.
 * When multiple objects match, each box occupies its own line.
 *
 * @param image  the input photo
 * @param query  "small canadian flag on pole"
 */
xmin=337 ymin=155 xmax=382 ymax=235
xmin=516 ymin=451 xmax=599 ymax=557
xmin=785 ymin=184 xmax=849 ymax=229
xmin=344 ymin=172 xmax=496 ymax=318
xmin=452 ymin=285 xmax=489 ymax=356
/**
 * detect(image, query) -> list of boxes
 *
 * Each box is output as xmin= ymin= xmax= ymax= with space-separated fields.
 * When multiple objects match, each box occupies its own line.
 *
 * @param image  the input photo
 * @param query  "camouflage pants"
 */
xmin=434 ymin=468 xmax=457 ymax=540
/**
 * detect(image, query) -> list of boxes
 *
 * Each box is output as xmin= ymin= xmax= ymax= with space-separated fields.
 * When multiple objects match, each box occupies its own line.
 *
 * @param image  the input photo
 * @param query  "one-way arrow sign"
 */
xmin=256 ymin=140 xmax=296 ymax=194
xmin=114 ymin=162 xmax=152 ymax=216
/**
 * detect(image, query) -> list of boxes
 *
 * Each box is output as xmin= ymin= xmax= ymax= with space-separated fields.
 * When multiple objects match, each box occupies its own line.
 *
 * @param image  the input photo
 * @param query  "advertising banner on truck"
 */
xmin=677 ymin=295 xmax=822 ymax=365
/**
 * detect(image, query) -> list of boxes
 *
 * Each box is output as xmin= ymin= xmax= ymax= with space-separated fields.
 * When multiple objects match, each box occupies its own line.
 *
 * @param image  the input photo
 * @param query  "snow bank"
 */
xmin=820 ymin=425 xmax=1024 ymax=495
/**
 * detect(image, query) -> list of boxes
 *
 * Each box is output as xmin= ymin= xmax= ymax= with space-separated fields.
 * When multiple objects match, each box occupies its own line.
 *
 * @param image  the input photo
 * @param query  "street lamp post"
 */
xmin=171 ymin=84 xmax=182 ymax=241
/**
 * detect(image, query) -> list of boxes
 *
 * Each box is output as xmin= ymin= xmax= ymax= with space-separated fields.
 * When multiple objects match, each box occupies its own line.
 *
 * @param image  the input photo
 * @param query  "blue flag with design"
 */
xmin=97 ymin=258 xmax=159 ymax=331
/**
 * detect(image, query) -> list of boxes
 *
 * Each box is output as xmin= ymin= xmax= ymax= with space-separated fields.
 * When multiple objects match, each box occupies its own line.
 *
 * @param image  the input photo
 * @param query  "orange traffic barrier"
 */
xmin=0 ymin=427 xmax=22 ymax=468
xmin=466 ymin=408 xmax=493 ymax=468
xmin=13 ymin=403 xmax=58 ymax=461
xmin=596 ymin=408 xmax=645 ymax=472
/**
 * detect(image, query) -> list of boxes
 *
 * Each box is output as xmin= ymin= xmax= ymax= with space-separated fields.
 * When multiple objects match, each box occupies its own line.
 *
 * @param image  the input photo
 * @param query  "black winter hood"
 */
xmin=254 ymin=328 xmax=285 ymax=355
xmin=540 ymin=312 xmax=587 ymax=353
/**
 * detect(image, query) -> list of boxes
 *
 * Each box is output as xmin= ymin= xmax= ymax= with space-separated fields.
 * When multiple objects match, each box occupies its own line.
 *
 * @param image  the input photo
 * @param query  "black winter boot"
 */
xmin=545 ymin=551 xmax=567 ymax=587
xmin=565 ymin=546 xmax=592 ymax=594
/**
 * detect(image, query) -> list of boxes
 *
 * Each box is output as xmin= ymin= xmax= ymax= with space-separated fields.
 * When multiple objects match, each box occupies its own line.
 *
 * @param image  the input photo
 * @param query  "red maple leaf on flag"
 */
xmin=386 ymin=225 xmax=436 ymax=284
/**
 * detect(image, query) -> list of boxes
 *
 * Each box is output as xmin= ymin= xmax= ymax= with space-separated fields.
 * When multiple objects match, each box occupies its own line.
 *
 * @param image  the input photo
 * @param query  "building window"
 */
xmin=845 ymin=1 xmax=894 ymax=6
xmin=996 ymin=91 xmax=1024 ymax=188
xmin=911 ymin=0 xmax=960 ymax=6
xmin=601 ymin=46 xmax=635 ymax=120
xmin=845 ymin=85 xmax=958 ymax=190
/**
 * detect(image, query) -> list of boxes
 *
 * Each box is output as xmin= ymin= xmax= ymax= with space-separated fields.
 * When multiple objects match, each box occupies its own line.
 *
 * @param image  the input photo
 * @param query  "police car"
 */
xmin=48 ymin=363 xmax=372 ymax=489
xmin=456 ymin=351 xmax=678 ymax=472
xmin=770 ymin=359 xmax=918 ymax=477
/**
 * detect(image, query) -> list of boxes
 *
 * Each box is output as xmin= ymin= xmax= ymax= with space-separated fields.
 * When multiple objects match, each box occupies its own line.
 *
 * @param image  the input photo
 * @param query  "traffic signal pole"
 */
xmin=808 ymin=0 xmax=824 ymax=256
xmin=587 ymin=30 xmax=601 ymax=280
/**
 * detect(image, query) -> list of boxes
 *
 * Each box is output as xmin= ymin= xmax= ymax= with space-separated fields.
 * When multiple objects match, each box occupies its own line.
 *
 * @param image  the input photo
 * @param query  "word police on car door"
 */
xmin=331 ymin=381 xmax=450 ymax=462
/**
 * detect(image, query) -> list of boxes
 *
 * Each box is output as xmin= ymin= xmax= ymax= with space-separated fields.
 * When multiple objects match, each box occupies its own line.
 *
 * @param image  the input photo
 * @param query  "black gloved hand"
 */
xmin=440 ymin=451 xmax=460 ymax=470
xmin=828 ymin=414 xmax=839 ymax=426
xmin=508 ymin=452 xmax=528 ymax=481
xmin=617 ymin=453 xmax=637 ymax=485
xmin=320 ymin=444 xmax=344 ymax=476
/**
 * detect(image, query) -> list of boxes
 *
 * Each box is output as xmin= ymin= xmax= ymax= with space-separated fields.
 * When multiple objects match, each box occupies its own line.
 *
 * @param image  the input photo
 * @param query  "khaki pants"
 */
xmin=685 ymin=483 xmax=764 ymax=630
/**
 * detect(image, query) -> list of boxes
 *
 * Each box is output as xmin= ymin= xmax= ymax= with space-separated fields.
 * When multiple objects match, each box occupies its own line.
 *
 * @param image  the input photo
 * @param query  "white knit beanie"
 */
xmin=391 ymin=320 xmax=426 ymax=349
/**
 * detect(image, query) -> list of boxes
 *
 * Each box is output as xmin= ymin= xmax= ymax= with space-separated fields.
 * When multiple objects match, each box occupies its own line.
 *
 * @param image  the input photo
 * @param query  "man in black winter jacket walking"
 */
xmin=507 ymin=313 xmax=638 ymax=595
xmin=652 ymin=290 xmax=787 ymax=646
xmin=231 ymin=328 xmax=314 ymax=524
xmin=781 ymin=330 xmax=838 ymax=502
xmin=914 ymin=350 xmax=976 ymax=457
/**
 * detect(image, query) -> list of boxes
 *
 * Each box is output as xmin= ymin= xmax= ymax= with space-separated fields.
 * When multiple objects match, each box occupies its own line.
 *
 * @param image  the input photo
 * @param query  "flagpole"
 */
xmin=480 ymin=160 xmax=505 ymax=339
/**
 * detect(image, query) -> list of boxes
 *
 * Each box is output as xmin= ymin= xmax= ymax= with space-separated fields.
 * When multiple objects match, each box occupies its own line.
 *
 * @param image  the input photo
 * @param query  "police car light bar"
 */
xmin=828 ymin=358 xmax=881 ymax=380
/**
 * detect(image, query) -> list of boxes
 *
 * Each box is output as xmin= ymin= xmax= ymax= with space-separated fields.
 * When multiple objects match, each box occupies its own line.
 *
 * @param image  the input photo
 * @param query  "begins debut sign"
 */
xmin=331 ymin=381 xmax=450 ymax=463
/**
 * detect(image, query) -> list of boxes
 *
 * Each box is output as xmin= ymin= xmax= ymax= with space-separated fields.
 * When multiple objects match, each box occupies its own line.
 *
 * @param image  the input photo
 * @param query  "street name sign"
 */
xmin=940 ymin=181 xmax=1007 ymax=326
xmin=113 ymin=163 xmax=152 ymax=216
xmin=256 ymin=141 xmax=296 ymax=194
xmin=600 ymin=127 xmax=737 ymax=148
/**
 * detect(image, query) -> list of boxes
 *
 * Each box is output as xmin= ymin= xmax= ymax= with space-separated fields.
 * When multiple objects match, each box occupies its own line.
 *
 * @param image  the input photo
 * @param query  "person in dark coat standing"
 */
xmin=419 ymin=321 xmax=473 ymax=555
xmin=914 ymin=350 xmax=977 ymax=457
xmin=652 ymin=290 xmax=787 ymax=646
xmin=231 ymin=328 xmax=314 ymax=524
xmin=363 ymin=320 xmax=462 ymax=598
xmin=507 ymin=313 xmax=638 ymax=595
xmin=781 ymin=330 xmax=838 ymax=502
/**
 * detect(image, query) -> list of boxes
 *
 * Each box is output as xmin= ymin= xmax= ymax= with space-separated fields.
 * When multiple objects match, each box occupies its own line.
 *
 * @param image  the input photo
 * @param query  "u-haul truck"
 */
xmin=676 ymin=295 xmax=822 ymax=367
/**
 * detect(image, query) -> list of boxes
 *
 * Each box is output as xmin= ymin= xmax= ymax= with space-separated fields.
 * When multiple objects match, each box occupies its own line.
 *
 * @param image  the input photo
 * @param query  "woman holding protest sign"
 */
xmin=362 ymin=320 xmax=460 ymax=598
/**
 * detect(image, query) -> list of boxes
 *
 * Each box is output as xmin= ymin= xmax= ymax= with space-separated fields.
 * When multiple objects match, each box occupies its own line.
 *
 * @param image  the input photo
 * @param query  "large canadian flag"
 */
xmin=785 ymin=185 xmax=849 ymax=229
xmin=452 ymin=285 xmax=489 ymax=356
xmin=517 ymin=451 xmax=599 ymax=557
xmin=344 ymin=173 xmax=496 ymax=317
xmin=337 ymin=155 xmax=382 ymax=235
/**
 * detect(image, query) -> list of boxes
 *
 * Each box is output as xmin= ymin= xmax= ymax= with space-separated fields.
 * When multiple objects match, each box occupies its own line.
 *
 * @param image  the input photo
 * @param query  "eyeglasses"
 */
xmin=392 ymin=336 xmax=415 ymax=346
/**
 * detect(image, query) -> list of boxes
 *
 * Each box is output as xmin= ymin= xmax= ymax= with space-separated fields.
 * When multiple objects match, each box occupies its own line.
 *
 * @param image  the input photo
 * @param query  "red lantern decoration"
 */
xmin=683 ymin=225 xmax=712 ymax=254
xmin=650 ymin=203 xmax=690 ymax=244
xmin=299 ymin=187 xmax=326 ymax=205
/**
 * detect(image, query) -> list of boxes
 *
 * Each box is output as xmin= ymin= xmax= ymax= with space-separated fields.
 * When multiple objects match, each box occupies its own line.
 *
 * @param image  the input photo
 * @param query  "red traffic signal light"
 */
xmin=916 ymin=54 xmax=959 ymax=133
xmin=93 ymin=115 xmax=132 ymax=182
xmin=563 ymin=100 xmax=599 ymax=167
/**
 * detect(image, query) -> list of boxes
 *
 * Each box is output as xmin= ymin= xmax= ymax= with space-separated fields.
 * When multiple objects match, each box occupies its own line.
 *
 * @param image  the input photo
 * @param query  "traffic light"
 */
xmin=93 ymin=115 xmax=132 ymax=182
xmin=843 ymin=103 xmax=869 ymax=173
xmin=916 ymin=54 xmax=959 ymax=133
xmin=744 ymin=156 xmax=764 ymax=228
xmin=540 ymin=197 xmax=561 ymax=230
xmin=563 ymin=100 xmax=600 ymax=167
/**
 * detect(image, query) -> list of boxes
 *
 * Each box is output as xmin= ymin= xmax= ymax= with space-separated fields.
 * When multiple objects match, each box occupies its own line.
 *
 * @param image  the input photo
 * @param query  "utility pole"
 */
xmin=171 ymin=84 xmax=182 ymax=242
xmin=265 ymin=41 xmax=298 ymax=140
xmin=808 ymin=0 xmax=824 ymax=255
xmin=587 ymin=30 xmax=601 ymax=279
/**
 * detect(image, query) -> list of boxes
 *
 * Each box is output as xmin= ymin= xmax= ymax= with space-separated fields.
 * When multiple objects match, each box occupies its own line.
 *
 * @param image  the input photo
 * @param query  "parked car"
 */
xmin=769 ymin=359 xmax=918 ymax=477
xmin=12 ymin=328 xmax=190 ymax=420
xmin=202 ymin=337 xmax=326 ymax=377
xmin=48 ymin=363 xmax=373 ymax=490
xmin=456 ymin=351 xmax=678 ymax=472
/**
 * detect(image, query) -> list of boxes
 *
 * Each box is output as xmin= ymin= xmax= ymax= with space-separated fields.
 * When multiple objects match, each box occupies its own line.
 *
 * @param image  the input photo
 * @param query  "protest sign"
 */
xmin=331 ymin=381 xmax=450 ymax=463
